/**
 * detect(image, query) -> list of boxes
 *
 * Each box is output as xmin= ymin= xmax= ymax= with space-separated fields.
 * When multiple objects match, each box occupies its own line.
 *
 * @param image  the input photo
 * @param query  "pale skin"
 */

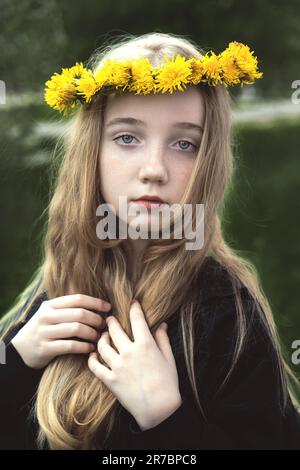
xmin=11 ymin=85 xmax=206 ymax=432
xmin=88 ymin=301 xmax=182 ymax=431
xmin=11 ymin=294 xmax=111 ymax=369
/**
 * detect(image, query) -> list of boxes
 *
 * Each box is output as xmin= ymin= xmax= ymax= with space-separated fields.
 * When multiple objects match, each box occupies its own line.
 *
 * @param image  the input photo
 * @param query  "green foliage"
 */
xmin=224 ymin=118 xmax=300 ymax=377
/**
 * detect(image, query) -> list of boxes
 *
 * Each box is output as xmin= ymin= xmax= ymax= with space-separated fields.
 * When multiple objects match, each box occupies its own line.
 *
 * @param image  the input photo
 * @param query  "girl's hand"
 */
xmin=11 ymin=294 xmax=112 ymax=369
xmin=88 ymin=300 xmax=182 ymax=431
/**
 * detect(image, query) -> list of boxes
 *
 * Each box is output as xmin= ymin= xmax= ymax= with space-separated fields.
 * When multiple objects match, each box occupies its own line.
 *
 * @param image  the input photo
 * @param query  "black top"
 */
xmin=1 ymin=256 xmax=300 ymax=450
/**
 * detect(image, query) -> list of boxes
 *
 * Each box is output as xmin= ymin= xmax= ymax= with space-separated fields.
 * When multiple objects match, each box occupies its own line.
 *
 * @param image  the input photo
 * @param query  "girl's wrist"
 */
xmin=135 ymin=394 xmax=183 ymax=431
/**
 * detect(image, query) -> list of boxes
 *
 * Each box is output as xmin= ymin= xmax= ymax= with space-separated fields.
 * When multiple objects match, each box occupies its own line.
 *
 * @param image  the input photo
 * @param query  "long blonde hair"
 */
xmin=1 ymin=32 xmax=299 ymax=449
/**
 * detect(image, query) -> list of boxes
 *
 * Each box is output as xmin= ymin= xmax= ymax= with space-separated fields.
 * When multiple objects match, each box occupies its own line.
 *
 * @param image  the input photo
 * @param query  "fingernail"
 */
xmin=103 ymin=302 xmax=111 ymax=310
xmin=162 ymin=322 xmax=168 ymax=331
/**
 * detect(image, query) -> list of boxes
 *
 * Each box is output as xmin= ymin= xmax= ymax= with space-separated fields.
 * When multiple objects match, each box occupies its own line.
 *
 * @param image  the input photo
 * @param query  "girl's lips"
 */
xmin=132 ymin=199 xmax=165 ymax=209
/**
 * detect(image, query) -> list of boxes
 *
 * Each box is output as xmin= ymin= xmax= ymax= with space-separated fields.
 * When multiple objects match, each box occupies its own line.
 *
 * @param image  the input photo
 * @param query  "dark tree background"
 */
xmin=1 ymin=0 xmax=300 ymax=97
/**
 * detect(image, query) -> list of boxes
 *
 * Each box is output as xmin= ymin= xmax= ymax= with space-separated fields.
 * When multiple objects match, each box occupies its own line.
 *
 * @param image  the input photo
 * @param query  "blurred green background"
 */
xmin=0 ymin=0 xmax=300 ymax=374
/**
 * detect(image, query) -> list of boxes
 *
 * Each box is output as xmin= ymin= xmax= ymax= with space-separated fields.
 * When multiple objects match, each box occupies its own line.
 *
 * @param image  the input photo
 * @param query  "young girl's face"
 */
xmin=99 ymin=86 xmax=205 ymax=235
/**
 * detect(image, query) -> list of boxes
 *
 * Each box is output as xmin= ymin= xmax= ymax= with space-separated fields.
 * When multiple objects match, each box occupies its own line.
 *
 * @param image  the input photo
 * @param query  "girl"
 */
xmin=1 ymin=32 xmax=300 ymax=450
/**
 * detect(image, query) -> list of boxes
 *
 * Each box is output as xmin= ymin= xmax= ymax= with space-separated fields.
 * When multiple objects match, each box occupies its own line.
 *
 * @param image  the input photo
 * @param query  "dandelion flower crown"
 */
xmin=44 ymin=41 xmax=263 ymax=116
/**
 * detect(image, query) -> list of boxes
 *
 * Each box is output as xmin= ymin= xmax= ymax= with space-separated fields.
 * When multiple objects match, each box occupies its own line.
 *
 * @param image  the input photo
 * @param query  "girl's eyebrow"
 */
xmin=106 ymin=117 xmax=203 ymax=133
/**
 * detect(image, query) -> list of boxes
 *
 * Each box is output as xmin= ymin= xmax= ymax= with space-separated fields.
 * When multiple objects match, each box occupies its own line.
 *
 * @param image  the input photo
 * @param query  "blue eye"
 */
xmin=176 ymin=140 xmax=197 ymax=152
xmin=113 ymin=134 xmax=198 ymax=152
xmin=113 ymin=134 xmax=136 ymax=145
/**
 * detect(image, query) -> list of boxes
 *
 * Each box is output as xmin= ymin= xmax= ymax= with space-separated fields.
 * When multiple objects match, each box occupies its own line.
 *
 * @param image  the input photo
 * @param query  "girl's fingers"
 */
xmin=105 ymin=316 xmax=132 ymax=353
xmin=97 ymin=331 xmax=119 ymax=368
xmin=154 ymin=323 xmax=174 ymax=361
xmin=88 ymin=352 xmax=112 ymax=384
xmin=42 ymin=307 xmax=105 ymax=330
xmin=46 ymin=322 xmax=99 ymax=342
xmin=47 ymin=339 xmax=95 ymax=356
xmin=129 ymin=301 xmax=153 ymax=344
xmin=45 ymin=294 xmax=111 ymax=314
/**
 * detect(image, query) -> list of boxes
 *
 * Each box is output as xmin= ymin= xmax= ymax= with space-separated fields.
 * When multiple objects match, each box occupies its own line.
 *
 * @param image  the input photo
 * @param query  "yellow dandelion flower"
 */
xmin=44 ymin=70 xmax=78 ymax=115
xmin=93 ymin=65 xmax=108 ymax=89
xmin=201 ymin=52 xmax=223 ymax=86
xmin=224 ymin=42 xmax=263 ymax=85
xmin=67 ymin=62 xmax=87 ymax=80
xmin=187 ymin=58 xmax=205 ymax=85
xmin=94 ymin=59 xmax=131 ymax=92
xmin=126 ymin=58 xmax=156 ymax=95
xmin=218 ymin=49 xmax=242 ymax=86
xmin=76 ymin=70 xmax=100 ymax=103
xmin=154 ymin=54 xmax=192 ymax=94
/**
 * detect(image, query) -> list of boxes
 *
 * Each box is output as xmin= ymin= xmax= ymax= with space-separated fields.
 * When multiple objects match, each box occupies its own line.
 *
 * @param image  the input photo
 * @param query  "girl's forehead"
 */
xmin=104 ymin=86 xmax=205 ymax=122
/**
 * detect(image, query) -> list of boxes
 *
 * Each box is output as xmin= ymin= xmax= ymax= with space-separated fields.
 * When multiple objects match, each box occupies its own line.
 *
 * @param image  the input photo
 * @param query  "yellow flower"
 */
xmin=44 ymin=69 xmax=78 ymax=115
xmin=187 ymin=57 xmax=205 ymax=85
xmin=218 ymin=49 xmax=241 ymax=86
xmin=67 ymin=62 xmax=87 ymax=80
xmin=154 ymin=54 xmax=192 ymax=94
xmin=223 ymin=41 xmax=263 ymax=85
xmin=76 ymin=70 xmax=100 ymax=103
xmin=201 ymin=51 xmax=223 ymax=86
xmin=126 ymin=58 xmax=156 ymax=94
xmin=94 ymin=59 xmax=132 ymax=91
